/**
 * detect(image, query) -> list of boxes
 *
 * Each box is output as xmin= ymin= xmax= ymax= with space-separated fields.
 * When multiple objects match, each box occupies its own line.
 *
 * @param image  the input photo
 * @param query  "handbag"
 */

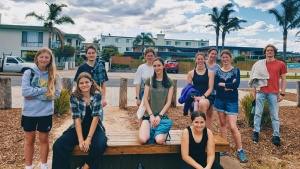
xmin=136 ymin=76 xmax=152 ymax=119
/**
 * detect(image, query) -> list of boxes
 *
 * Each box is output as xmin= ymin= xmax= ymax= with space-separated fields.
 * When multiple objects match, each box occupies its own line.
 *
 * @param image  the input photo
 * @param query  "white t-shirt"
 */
xmin=133 ymin=64 xmax=154 ymax=86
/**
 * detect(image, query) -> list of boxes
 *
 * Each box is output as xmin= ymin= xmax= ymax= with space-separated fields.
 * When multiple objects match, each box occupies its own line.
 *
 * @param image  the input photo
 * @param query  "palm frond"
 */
xmin=25 ymin=12 xmax=45 ymax=21
xmin=55 ymin=16 xmax=75 ymax=25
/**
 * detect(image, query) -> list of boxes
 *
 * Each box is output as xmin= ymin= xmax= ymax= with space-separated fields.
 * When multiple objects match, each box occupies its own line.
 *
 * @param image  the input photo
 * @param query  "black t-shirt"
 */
xmin=74 ymin=62 xmax=108 ymax=86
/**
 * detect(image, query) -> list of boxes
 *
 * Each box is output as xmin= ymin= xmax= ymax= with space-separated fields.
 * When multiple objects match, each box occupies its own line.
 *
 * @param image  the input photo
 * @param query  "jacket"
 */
xmin=178 ymin=84 xmax=200 ymax=116
xmin=248 ymin=59 xmax=269 ymax=90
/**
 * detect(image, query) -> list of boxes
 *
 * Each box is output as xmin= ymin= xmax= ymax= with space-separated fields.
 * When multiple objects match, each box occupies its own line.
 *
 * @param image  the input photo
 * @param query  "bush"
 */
xmin=239 ymin=93 xmax=272 ymax=127
xmin=24 ymin=51 xmax=37 ymax=62
xmin=111 ymin=63 xmax=130 ymax=69
xmin=176 ymin=58 xmax=194 ymax=62
xmin=234 ymin=55 xmax=246 ymax=63
xmin=75 ymin=56 xmax=85 ymax=66
xmin=54 ymin=88 xmax=70 ymax=115
xmin=53 ymin=45 xmax=76 ymax=62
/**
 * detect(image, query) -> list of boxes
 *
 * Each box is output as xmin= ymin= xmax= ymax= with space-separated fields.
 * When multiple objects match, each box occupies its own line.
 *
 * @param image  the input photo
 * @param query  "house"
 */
xmin=0 ymin=24 xmax=85 ymax=64
xmin=100 ymin=33 xmax=265 ymax=60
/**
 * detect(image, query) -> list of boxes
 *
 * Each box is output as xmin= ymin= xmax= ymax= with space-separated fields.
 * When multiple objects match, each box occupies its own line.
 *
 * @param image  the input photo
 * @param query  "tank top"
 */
xmin=82 ymin=105 xmax=93 ymax=136
xmin=187 ymin=126 xmax=208 ymax=165
xmin=192 ymin=68 xmax=209 ymax=96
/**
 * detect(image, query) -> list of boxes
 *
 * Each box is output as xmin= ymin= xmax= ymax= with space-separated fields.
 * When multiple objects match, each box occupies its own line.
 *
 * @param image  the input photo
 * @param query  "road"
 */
xmin=3 ymin=75 xmax=297 ymax=89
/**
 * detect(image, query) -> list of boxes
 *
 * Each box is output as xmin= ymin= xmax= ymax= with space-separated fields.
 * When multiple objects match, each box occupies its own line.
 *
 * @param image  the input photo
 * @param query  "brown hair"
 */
xmin=194 ymin=52 xmax=205 ymax=60
xmin=220 ymin=49 xmax=232 ymax=57
xmin=73 ymin=72 xmax=102 ymax=100
xmin=34 ymin=47 xmax=58 ymax=99
xmin=144 ymin=47 xmax=157 ymax=56
xmin=263 ymin=44 xmax=277 ymax=55
xmin=85 ymin=44 xmax=97 ymax=54
xmin=208 ymin=47 xmax=218 ymax=54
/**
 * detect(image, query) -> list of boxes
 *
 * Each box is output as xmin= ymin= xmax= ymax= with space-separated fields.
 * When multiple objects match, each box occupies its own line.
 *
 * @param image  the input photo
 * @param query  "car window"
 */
xmin=7 ymin=57 xmax=18 ymax=64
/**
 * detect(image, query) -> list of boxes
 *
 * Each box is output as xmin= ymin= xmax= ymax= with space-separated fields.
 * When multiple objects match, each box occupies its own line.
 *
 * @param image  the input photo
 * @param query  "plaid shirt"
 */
xmin=68 ymin=93 xmax=103 ymax=129
xmin=93 ymin=59 xmax=108 ymax=86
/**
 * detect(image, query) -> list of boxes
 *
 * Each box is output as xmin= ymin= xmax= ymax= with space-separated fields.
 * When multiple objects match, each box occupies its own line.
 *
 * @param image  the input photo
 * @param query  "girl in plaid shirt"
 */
xmin=52 ymin=72 xmax=107 ymax=169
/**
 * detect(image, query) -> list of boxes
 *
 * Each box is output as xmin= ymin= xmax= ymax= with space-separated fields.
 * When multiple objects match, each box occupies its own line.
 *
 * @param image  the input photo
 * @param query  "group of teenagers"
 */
xmin=21 ymin=43 xmax=286 ymax=169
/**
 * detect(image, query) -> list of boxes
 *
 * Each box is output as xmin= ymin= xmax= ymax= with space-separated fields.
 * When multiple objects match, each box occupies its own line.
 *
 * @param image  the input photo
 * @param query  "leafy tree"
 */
xmin=93 ymin=37 xmax=101 ymax=45
xmin=220 ymin=4 xmax=247 ymax=51
xmin=132 ymin=32 xmax=155 ymax=56
xmin=100 ymin=45 xmax=119 ymax=62
xmin=25 ymin=3 xmax=75 ymax=55
xmin=206 ymin=3 xmax=234 ymax=52
xmin=53 ymin=45 xmax=75 ymax=61
xmin=269 ymin=0 xmax=300 ymax=63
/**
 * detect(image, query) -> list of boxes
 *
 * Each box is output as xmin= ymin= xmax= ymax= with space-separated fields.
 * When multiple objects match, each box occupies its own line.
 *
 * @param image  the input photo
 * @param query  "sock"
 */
xmin=238 ymin=148 xmax=243 ymax=152
xmin=41 ymin=163 xmax=48 ymax=169
xmin=25 ymin=166 xmax=33 ymax=169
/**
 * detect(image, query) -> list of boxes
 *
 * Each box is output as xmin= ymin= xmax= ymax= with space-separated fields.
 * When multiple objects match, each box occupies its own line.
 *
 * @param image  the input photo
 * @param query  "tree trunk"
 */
xmin=119 ymin=78 xmax=127 ymax=109
xmin=221 ymin=32 xmax=226 ymax=52
xmin=0 ymin=77 xmax=12 ymax=109
xmin=283 ymin=30 xmax=287 ymax=67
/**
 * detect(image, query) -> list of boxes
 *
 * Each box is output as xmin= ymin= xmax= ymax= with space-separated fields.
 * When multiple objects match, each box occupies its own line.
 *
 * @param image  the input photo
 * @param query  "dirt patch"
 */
xmin=1 ymin=101 xmax=300 ymax=168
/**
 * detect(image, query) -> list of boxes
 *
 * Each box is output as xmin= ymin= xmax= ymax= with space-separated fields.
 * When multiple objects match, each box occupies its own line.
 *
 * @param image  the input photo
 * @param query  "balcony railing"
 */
xmin=22 ymin=42 xmax=43 ymax=47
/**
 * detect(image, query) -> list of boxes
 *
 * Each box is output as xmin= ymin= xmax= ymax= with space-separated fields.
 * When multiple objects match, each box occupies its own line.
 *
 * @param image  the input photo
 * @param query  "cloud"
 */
xmin=233 ymin=0 xmax=283 ymax=11
xmin=237 ymin=21 xmax=280 ymax=36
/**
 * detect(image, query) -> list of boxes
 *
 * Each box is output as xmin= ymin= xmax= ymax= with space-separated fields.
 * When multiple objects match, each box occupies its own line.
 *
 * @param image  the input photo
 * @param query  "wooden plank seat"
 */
xmin=71 ymin=130 xmax=230 ymax=169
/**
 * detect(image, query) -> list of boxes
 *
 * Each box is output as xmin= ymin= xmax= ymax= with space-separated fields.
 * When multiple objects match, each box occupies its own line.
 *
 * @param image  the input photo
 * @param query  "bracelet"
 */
xmin=149 ymin=113 xmax=153 ymax=116
xmin=87 ymin=136 xmax=92 ymax=138
xmin=203 ymin=94 xmax=207 ymax=98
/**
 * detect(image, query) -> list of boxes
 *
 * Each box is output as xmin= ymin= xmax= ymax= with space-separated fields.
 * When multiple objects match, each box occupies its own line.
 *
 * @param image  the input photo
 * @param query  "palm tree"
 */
xmin=221 ymin=17 xmax=247 ymax=51
xmin=132 ymin=32 xmax=155 ymax=56
xmin=206 ymin=3 xmax=234 ymax=52
xmin=25 ymin=3 xmax=75 ymax=52
xmin=269 ymin=0 xmax=300 ymax=62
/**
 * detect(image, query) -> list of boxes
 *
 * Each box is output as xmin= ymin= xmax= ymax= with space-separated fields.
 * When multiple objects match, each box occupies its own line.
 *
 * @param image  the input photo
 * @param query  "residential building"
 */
xmin=0 ymin=24 xmax=85 ymax=61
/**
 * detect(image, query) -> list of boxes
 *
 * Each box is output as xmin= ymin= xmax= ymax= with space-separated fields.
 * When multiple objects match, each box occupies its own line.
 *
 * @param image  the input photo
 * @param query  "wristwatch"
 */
xmin=280 ymin=93 xmax=285 ymax=97
xmin=135 ymin=96 xmax=139 ymax=100
xmin=158 ymin=114 xmax=163 ymax=118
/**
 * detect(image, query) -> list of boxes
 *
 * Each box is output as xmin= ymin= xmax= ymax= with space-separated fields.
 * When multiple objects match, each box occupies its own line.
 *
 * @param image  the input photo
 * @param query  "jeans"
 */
xmin=254 ymin=92 xmax=280 ymax=137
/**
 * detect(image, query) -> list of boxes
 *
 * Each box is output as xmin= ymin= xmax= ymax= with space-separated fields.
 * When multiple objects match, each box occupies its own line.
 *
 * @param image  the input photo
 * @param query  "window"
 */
xmin=67 ymin=39 xmax=72 ymax=45
xmin=126 ymin=47 xmax=132 ymax=51
xmin=126 ymin=39 xmax=132 ymax=43
xmin=186 ymin=42 xmax=191 ymax=46
xmin=198 ymin=42 xmax=206 ymax=46
xmin=102 ymin=38 xmax=107 ymax=42
xmin=175 ymin=41 xmax=180 ymax=45
xmin=6 ymin=57 xmax=18 ymax=64
xmin=22 ymin=31 xmax=43 ymax=47
xmin=166 ymin=41 xmax=171 ymax=45
xmin=115 ymin=38 xmax=121 ymax=43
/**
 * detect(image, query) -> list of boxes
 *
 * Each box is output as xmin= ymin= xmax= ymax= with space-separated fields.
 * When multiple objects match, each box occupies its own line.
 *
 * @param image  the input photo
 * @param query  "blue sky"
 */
xmin=1 ymin=0 xmax=300 ymax=52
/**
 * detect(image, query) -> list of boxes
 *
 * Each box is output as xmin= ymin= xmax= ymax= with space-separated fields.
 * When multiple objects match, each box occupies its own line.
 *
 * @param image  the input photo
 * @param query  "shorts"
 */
xmin=21 ymin=115 xmax=52 ymax=133
xmin=214 ymin=98 xmax=238 ymax=115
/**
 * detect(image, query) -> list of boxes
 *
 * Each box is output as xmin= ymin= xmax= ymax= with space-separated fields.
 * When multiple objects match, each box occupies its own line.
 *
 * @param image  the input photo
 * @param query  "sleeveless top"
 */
xmin=192 ymin=68 xmax=209 ymax=96
xmin=187 ymin=126 xmax=208 ymax=164
xmin=82 ymin=105 xmax=93 ymax=135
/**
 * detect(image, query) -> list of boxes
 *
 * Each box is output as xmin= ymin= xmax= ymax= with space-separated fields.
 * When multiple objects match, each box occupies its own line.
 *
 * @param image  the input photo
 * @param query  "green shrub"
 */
xmin=111 ymin=63 xmax=130 ymax=69
xmin=75 ymin=57 xmax=85 ymax=66
xmin=176 ymin=58 xmax=194 ymax=62
xmin=54 ymin=88 xmax=70 ymax=115
xmin=24 ymin=51 xmax=37 ymax=62
xmin=239 ymin=93 xmax=272 ymax=127
xmin=233 ymin=55 xmax=246 ymax=63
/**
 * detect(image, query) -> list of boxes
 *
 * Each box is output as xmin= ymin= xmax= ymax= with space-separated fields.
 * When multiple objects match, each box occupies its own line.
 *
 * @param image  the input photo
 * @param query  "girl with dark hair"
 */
xmin=181 ymin=111 xmax=223 ymax=169
xmin=52 ymin=72 xmax=107 ymax=169
xmin=21 ymin=47 xmax=61 ymax=169
xmin=139 ymin=57 xmax=174 ymax=144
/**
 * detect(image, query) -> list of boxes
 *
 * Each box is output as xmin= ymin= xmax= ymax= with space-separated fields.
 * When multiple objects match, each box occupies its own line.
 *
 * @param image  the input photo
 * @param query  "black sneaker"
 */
xmin=252 ymin=131 xmax=259 ymax=142
xmin=272 ymin=136 xmax=281 ymax=146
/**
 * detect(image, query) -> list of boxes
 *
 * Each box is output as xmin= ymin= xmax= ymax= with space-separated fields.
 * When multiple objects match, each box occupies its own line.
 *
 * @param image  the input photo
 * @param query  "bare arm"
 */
xmin=101 ymin=82 xmax=107 ymax=107
xmin=181 ymin=129 xmax=204 ymax=169
xmin=84 ymin=116 xmax=100 ymax=150
xmin=186 ymin=70 xmax=193 ymax=84
xmin=74 ymin=118 xmax=85 ymax=151
xmin=143 ymin=84 xmax=155 ymax=125
xmin=205 ymin=129 xmax=215 ymax=169
xmin=135 ymin=84 xmax=141 ymax=106
xmin=278 ymin=74 xmax=286 ymax=102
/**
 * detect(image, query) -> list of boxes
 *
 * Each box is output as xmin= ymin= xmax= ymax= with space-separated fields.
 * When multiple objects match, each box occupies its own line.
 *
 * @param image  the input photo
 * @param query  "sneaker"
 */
xmin=238 ymin=149 xmax=248 ymax=163
xmin=252 ymin=131 xmax=259 ymax=142
xmin=271 ymin=136 xmax=281 ymax=146
xmin=220 ymin=152 xmax=227 ymax=156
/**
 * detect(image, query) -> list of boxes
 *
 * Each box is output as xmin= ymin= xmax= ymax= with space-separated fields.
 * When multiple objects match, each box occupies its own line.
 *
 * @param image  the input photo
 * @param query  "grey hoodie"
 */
xmin=22 ymin=64 xmax=61 ymax=117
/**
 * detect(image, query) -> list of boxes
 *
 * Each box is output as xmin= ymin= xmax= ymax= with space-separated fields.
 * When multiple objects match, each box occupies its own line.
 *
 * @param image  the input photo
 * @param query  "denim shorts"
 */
xmin=214 ymin=98 xmax=238 ymax=115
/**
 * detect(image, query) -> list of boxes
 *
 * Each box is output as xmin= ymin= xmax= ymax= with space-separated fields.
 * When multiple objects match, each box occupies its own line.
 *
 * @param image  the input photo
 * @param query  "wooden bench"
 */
xmin=71 ymin=130 xmax=230 ymax=169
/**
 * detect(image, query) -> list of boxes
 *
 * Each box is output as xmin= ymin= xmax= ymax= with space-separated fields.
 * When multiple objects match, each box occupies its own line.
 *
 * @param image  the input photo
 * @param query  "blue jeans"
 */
xmin=254 ymin=92 xmax=280 ymax=137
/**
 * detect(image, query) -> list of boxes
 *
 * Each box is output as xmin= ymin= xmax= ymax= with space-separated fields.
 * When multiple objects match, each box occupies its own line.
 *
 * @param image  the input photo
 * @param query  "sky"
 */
xmin=1 ymin=0 xmax=300 ymax=52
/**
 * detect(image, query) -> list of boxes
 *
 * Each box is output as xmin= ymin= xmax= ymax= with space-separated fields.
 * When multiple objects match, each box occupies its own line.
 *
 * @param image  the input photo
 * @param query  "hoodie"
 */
xmin=22 ymin=64 xmax=61 ymax=117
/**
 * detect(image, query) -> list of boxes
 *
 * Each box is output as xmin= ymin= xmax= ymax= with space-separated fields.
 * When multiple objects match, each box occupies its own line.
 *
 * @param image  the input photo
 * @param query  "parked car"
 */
xmin=0 ymin=56 xmax=35 ymax=73
xmin=165 ymin=60 xmax=179 ymax=73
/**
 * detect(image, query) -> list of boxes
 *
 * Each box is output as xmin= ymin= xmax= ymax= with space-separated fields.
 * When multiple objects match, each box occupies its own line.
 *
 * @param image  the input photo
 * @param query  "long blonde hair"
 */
xmin=34 ymin=47 xmax=57 ymax=99
xmin=73 ymin=72 xmax=102 ymax=100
